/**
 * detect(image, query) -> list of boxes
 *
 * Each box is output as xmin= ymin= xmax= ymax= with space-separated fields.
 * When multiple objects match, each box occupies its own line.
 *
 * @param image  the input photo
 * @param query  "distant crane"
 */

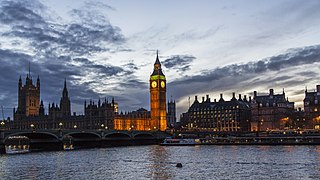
xmin=1 ymin=106 xmax=4 ymax=121
xmin=1 ymin=106 xmax=5 ymax=129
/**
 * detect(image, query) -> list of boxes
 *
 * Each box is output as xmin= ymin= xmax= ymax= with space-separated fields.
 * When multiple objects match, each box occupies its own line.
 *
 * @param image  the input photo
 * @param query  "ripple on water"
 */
xmin=1 ymin=145 xmax=320 ymax=179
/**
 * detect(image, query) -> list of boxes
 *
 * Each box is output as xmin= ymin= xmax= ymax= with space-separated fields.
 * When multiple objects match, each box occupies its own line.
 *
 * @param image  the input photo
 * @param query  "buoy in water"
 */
xmin=176 ymin=163 xmax=183 ymax=168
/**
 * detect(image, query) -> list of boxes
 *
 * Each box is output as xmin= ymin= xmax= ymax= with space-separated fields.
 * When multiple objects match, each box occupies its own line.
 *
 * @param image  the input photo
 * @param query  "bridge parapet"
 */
xmin=1 ymin=129 xmax=165 ymax=143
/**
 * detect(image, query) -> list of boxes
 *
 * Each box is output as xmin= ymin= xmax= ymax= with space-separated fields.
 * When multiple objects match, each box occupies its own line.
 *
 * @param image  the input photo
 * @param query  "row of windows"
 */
xmin=192 ymin=113 xmax=238 ymax=118
xmin=191 ymin=106 xmax=240 ymax=111
xmin=192 ymin=110 xmax=239 ymax=114
xmin=192 ymin=119 xmax=240 ymax=123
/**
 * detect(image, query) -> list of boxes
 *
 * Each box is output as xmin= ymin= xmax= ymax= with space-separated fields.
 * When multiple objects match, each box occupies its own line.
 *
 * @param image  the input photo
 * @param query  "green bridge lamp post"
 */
xmin=59 ymin=122 xmax=63 ymax=130
xmin=101 ymin=124 xmax=104 ymax=130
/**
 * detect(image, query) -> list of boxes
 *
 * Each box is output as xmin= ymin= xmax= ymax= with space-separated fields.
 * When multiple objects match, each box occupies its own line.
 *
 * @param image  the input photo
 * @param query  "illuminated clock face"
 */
xmin=161 ymin=81 xmax=165 ymax=88
xmin=151 ymin=81 xmax=157 ymax=88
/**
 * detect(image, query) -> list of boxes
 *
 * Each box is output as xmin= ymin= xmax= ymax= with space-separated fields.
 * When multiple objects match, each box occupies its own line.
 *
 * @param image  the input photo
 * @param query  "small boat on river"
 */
xmin=5 ymin=136 xmax=30 ymax=154
xmin=160 ymin=138 xmax=201 ymax=146
xmin=63 ymin=135 xmax=74 ymax=151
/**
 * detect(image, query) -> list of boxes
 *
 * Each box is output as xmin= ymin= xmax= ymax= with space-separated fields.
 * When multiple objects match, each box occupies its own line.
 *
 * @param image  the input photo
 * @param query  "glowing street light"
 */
xmin=30 ymin=124 xmax=35 ymax=131
xmin=73 ymin=125 xmax=77 ymax=129
xmin=1 ymin=121 xmax=5 ymax=129
xmin=59 ymin=122 xmax=63 ymax=129
xmin=101 ymin=124 xmax=105 ymax=129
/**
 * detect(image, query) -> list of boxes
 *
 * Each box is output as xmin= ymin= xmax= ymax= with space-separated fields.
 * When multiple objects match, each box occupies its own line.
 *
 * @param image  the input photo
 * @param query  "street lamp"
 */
xmin=73 ymin=125 xmax=77 ymax=129
xmin=59 ymin=122 xmax=63 ymax=129
xmin=1 ymin=121 xmax=5 ymax=129
xmin=101 ymin=124 xmax=105 ymax=129
xmin=30 ymin=123 xmax=35 ymax=131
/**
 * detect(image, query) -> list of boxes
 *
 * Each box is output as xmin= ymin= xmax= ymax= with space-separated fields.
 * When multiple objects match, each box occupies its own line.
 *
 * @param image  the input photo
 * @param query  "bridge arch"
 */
xmin=133 ymin=132 xmax=155 ymax=138
xmin=104 ymin=132 xmax=131 ymax=139
xmin=65 ymin=132 xmax=101 ymax=139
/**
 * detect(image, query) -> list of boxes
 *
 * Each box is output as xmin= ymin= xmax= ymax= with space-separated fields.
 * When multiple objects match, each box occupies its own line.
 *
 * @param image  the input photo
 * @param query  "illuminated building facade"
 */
xmin=11 ymin=76 xmax=116 ymax=130
xmin=84 ymin=98 xmax=116 ymax=130
xmin=251 ymin=89 xmax=294 ymax=131
xmin=114 ymin=52 xmax=168 ymax=131
xmin=114 ymin=108 xmax=151 ymax=131
xmin=185 ymin=93 xmax=251 ymax=132
xmin=150 ymin=52 xmax=167 ymax=131
xmin=10 ymin=54 xmax=170 ymax=131
xmin=304 ymin=85 xmax=320 ymax=129
xmin=14 ymin=73 xmax=41 ymax=120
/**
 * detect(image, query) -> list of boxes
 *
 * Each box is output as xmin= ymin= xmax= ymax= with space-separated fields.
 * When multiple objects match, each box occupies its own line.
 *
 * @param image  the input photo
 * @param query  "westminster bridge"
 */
xmin=0 ymin=129 xmax=169 ymax=153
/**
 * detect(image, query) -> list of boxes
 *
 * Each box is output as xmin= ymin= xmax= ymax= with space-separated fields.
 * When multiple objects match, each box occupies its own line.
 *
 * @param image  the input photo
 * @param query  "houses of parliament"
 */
xmin=8 ymin=53 xmax=176 ymax=131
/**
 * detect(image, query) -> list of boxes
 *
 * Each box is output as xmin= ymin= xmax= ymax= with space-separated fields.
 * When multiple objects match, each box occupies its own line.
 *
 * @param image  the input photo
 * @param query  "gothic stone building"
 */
xmin=167 ymin=99 xmax=176 ymax=128
xmin=84 ymin=98 xmax=116 ymax=130
xmin=11 ymin=76 xmax=115 ymax=130
xmin=185 ymin=93 xmax=251 ymax=132
xmin=304 ymin=85 xmax=320 ymax=129
xmin=250 ymin=89 xmax=294 ymax=131
xmin=114 ymin=52 xmax=168 ymax=131
xmin=14 ymin=75 xmax=41 ymax=120
xmin=11 ymin=53 xmax=171 ymax=132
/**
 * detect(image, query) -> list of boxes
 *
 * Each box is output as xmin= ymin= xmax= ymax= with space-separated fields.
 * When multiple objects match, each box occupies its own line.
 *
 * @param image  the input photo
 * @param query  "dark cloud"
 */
xmin=0 ymin=48 xmax=139 ymax=117
xmin=0 ymin=1 xmax=46 ymax=26
xmin=0 ymin=0 xmax=125 ymax=57
xmin=72 ymin=57 xmax=123 ymax=77
xmin=169 ymin=44 xmax=320 ymax=102
xmin=162 ymin=55 xmax=195 ymax=73
xmin=296 ymin=71 xmax=318 ymax=78
xmin=0 ymin=0 xmax=147 ymax=118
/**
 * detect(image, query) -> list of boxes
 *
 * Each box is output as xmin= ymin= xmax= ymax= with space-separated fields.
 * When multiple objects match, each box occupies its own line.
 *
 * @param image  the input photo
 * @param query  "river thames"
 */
xmin=1 ymin=145 xmax=320 ymax=179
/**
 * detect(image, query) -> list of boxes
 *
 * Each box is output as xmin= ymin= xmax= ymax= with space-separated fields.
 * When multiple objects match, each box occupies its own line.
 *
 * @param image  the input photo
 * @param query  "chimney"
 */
xmin=219 ymin=93 xmax=224 ymax=102
xmin=206 ymin=94 xmax=210 ymax=102
xmin=249 ymin=96 xmax=252 ymax=102
xmin=317 ymin=85 xmax=320 ymax=94
xmin=195 ymin=96 xmax=198 ymax=101
xmin=238 ymin=94 xmax=242 ymax=100
xmin=214 ymin=99 xmax=217 ymax=102
xmin=254 ymin=91 xmax=257 ymax=98
xmin=202 ymin=97 xmax=205 ymax=102
xmin=269 ymin=89 xmax=274 ymax=96
xmin=244 ymin=95 xmax=247 ymax=102
xmin=231 ymin=92 xmax=236 ymax=101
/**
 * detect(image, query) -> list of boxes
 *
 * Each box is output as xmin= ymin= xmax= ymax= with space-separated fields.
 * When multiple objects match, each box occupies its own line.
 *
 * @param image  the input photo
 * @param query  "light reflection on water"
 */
xmin=1 ymin=145 xmax=320 ymax=179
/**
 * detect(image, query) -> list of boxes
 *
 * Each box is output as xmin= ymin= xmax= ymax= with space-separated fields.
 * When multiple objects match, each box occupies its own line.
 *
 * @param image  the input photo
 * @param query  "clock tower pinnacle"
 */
xmin=150 ymin=51 xmax=167 ymax=131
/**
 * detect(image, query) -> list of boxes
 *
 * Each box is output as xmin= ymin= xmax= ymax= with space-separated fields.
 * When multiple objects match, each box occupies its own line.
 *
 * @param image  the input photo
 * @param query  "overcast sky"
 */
xmin=1 ymin=0 xmax=320 ymax=119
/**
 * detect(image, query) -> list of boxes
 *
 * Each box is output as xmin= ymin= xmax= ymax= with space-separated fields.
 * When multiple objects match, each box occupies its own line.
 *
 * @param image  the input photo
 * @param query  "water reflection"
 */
xmin=1 ymin=146 xmax=320 ymax=179
xmin=148 ymin=145 xmax=172 ymax=179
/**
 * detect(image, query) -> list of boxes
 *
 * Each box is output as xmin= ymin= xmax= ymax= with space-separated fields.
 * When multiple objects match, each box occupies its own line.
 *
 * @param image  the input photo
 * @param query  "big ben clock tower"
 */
xmin=150 ymin=51 xmax=167 ymax=131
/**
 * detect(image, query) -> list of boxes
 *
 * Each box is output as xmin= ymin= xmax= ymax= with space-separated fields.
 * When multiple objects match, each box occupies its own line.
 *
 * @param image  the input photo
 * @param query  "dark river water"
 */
xmin=1 ymin=145 xmax=320 ymax=179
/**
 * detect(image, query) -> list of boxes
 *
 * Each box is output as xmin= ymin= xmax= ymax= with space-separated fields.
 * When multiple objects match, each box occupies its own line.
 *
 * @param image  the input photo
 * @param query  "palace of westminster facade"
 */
xmin=7 ymin=53 xmax=174 ymax=131
xmin=3 ymin=52 xmax=320 ymax=132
